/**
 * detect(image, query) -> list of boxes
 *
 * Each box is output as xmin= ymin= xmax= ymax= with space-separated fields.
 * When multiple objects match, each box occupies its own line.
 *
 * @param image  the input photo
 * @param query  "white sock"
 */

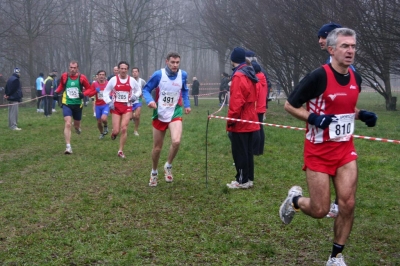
xmin=66 ymin=144 xmax=71 ymax=148
xmin=165 ymin=162 xmax=172 ymax=168
xmin=152 ymin=169 xmax=158 ymax=175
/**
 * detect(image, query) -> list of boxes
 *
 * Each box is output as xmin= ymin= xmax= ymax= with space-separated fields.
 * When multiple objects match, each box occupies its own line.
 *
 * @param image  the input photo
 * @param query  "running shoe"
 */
xmin=103 ymin=127 xmax=108 ymax=135
xmin=164 ymin=163 xmax=173 ymax=182
xmin=117 ymin=151 xmax=125 ymax=158
xmin=326 ymin=253 xmax=347 ymax=266
xmin=279 ymin=186 xmax=303 ymax=224
xmin=75 ymin=128 xmax=81 ymax=134
xmin=226 ymin=181 xmax=251 ymax=189
xmin=111 ymin=134 xmax=117 ymax=140
xmin=149 ymin=172 xmax=158 ymax=187
xmin=326 ymin=203 xmax=339 ymax=218
xmin=134 ymin=131 xmax=139 ymax=136
xmin=64 ymin=147 xmax=73 ymax=154
xmin=99 ymin=133 xmax=104 ymax=139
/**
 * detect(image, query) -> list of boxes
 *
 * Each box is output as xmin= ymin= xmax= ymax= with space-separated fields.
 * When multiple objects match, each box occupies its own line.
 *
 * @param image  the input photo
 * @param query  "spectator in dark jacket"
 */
xmin=42 ymin=72 xmax=57 ymax=117
xmin=4 ymin=68 xmax=23 ymax=130
xmin=191 ymin=77 xmax=200 ymax=106
xmin=219 ymin=72 xmax=230 ymax=105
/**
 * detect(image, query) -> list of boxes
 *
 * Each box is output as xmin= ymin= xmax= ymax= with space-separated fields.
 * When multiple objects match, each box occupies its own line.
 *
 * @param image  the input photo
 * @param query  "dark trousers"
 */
xmin=36 ymin=90 xmax=43 ymax=109
xmin=218 ymin=91 xmax=227 ymax=104
xmin=253 ymin=113 xmax=265 ymax=155
xmin=230 ymin=132 xmax=255 ymax=184
xmin=43 ymin=96 xmax=53 ymax=116
xmin=193 ymin=95 xmax=198 ymax=106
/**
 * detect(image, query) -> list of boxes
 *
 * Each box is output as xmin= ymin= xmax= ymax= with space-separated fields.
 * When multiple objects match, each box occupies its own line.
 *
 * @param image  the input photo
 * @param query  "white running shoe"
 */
xmin=93 ymin=112 xmax=96 ymax=117
xmin=103 ymin=127 xmax=108 ymax=135
xmin=326 ymin=253 xmax=347 ymax=266
xmin=64 ymin=147 xmax=73 ymax=154
xmin=134 ymin=131 xmax=139 ymax=136
xmin=227 ymin=181 xmax=251 ymax=189
xmin=279 ymin=186 xmax=303 ymax=224
xmin=248 ymin=180 xmax=254 ymax=187
xmin=99 ymin=134 xmax=104 ymax=139
xmin=117 ymin=151 xmax=125 ymax=158
xmin=12 ymin=127 xmax=22 ymax=131
xmin=326 ymin=203 xmax=339 ymax=218
xmin=164 ymin=163 xmax=173 ymax=182
xmin=75 ymin=128 xmax=81 ymax=135
xmin=149 ymin=172 xmax=158 ymax=187
xmin=52 ymin=109 xmax=56 ymax=112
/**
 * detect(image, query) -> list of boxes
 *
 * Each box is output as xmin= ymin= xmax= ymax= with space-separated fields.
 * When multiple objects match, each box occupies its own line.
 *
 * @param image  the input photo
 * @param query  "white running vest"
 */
xmin=157 ymin=69 xmax=182 ymax=122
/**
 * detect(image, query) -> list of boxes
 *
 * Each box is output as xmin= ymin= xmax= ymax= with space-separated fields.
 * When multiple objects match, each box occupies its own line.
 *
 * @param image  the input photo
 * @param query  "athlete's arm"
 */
xmin=79 ymin=75 xmax=92 ymax=92
xmin=142 ymin=70 xmax=161 ymax=105
xmin=102 ymin=77 xmax=117 ymax=104
xmin=129 ymin=78 xmax=142 ymax=101
xmin=284 ymin=101 xmax=310 ymax=122
xmin=84 ymin=83 xmax=97 ymax=97
xmin=181 ymin=71 xmax=190 ymax=108
xmin=55 ymin=73 xmax=67 ymax=94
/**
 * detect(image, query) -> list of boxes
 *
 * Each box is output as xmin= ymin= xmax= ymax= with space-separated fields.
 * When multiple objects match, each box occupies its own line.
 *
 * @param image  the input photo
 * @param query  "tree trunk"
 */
xmin=386 ymin=96 xmax=397 ymax=111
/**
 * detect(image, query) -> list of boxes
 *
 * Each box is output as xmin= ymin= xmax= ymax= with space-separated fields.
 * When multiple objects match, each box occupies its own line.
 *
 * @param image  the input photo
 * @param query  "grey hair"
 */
xmin=327 ymin=28 xmax=356 ymax=48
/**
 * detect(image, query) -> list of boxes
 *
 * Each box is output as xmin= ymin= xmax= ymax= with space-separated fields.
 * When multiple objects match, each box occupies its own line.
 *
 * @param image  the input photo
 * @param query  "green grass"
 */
xmin=0 ymin=94 xmax=399 ymax=265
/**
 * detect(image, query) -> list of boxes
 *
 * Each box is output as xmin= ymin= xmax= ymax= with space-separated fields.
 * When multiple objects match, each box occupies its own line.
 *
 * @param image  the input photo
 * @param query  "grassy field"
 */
xmin=0 ymin=93 xmax=399 ymax=265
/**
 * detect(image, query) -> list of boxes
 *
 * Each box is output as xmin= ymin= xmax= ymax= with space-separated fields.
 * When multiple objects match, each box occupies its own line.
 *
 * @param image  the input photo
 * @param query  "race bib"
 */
xmin=97 ymin=91 xmax=103 ymax=100
xmin=66 ymin=87 xmax=79 ymax=99
xmin=115 ymin=91 xmax=129 ymax=102
xmin=161 ymin=91 xmax=179 ymax=107
xmin=329 ymin=113 xmax=355 ymax=142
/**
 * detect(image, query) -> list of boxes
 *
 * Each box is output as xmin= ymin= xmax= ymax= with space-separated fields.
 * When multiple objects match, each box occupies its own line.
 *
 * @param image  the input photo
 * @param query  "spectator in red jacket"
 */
xmin=226 ymin=47 xmax=260 ymax=189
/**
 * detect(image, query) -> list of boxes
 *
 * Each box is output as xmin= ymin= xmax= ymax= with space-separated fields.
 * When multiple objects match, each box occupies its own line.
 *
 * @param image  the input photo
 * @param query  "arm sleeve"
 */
xmin=55 ymin=74 xmax=66 ymax=94
xmin=181 ymin=71 xmax=190 ymax=108
xmin=80 ymin=75 xmax=92 ymax=92
xmin=142 ymin=71 xmax=161 ymax=104
xmin=102 ymin=77 xmax=116 ymax=104
xmin=84 ymin=83 xmax=97 ymax=97
xmin=227 ymin=75 xmax=245 ymax=119
xmin=130 ymin=78 xmax=142 ymax=100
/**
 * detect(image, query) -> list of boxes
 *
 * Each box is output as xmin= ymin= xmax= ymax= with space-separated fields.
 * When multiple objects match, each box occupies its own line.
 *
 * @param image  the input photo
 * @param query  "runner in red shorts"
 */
xmin=142 ymin=52 xmax=191 ymax=187
xmin=279 ymin=28 xmax=378 ymax=265
xmin=103 ymin=61 xmax=141 ymax=158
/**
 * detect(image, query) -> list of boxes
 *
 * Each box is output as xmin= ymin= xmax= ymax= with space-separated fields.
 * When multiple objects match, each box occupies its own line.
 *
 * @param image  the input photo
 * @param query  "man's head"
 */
xmin=69 ymin=60 xmax=79 ymax=76
xmin=327 ymin=28 xmax=356 ymax=67
xmin=49 ymin=72 xmax=56 ymax=78
xmin=118 ymin=61 xmax=129 ymax=78
xmin=96 ymin=70 xmax=106 ymax=82
xmin=193 ymin=77 xmax=197 ymax=81
xmin=113 ymin=66 xmax=119 ymax=76
xmin=52 ymin=69 xmax=57 ymax=76
xmin=165 ymin=52 xmax=181 ymax=73
xmin=318 ymin=22 xmax=342 ymax=50
xmin=14 ymin=67 xmax=21 ymax=76
xmin=132 ymin=67 xmax=140 ymax=79
xmin=230 ymin=47 xmax=246 ymax=67
xmin=39 ymin=72 xmax=44 ymax=77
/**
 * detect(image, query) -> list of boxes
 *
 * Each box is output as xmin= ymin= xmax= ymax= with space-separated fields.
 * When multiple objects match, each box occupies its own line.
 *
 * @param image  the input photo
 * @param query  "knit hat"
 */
xmin=230 ymin=47 xmax=246 ymax=64
xmin=251 ymin=61 xmax=261 ymax=73
xmin=14 ymin=67 xmax=20 ymax=74
xmin=245 ymin=50 xmax=256 ymax=57
xmin=318 ymin=23 xmax=342 ymax=38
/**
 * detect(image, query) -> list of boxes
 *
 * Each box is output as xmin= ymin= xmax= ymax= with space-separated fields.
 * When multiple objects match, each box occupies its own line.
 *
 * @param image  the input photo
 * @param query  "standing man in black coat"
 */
xmin=192 ymin=77 xmax=200 ymax=106
xmin=4 ymin=68 xmax=23 ymax=130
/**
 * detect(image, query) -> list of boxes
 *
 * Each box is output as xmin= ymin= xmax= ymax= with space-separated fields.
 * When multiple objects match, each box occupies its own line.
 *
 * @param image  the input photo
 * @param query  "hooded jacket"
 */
xmin=226 ymin=63 xmax=259 ymax=133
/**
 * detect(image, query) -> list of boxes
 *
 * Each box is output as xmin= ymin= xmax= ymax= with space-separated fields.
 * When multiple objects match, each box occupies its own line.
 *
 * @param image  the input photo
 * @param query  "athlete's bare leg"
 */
xmin=119 ymin=112 xmax=131 ymax=152
xmin=152 ymin=127 xmax=166 ymax=170
xmin=166 ymin=120 xmax=182 ymax=164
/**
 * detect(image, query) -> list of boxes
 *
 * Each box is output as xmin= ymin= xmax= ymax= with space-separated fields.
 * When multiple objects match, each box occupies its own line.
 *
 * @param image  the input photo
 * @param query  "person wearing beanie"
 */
xmin=245 ymin=50 xmax=272 ymax=111
xmin=4 ymin=68 xmax=23 ymax=130
xmin=35 ymin=72 xmax=45 ymax=112
xmin=226 ymin=47 xmax=259 ymax=189
xmin=318 ymin=22 xmax=342 ymax=51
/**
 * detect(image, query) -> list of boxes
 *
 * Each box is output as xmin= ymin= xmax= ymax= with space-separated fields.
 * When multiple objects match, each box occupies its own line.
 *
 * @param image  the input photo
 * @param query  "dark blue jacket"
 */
xmin=5 ymin=73 xmax=22 ymax=102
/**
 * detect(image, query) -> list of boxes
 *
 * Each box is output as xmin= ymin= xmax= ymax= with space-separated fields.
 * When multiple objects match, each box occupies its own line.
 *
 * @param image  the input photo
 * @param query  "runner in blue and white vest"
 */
xmin=142 ymin=51 xmax=191 ymax=187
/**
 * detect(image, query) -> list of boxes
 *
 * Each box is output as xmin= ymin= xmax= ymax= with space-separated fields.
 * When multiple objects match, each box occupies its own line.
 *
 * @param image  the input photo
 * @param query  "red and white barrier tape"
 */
xmin=208 ymin=114 xmax=400 ymax=144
